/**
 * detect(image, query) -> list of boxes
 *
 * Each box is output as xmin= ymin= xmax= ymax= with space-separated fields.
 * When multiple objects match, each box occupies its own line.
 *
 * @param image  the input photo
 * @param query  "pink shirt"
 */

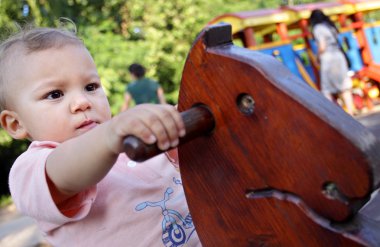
xmin=9 ymin=141 xmax=201 ymax=247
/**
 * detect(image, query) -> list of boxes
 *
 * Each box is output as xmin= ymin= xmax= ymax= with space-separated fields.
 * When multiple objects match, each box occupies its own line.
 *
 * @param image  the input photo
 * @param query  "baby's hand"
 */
xmin=110 ymin=104 xmax=186 ymax=153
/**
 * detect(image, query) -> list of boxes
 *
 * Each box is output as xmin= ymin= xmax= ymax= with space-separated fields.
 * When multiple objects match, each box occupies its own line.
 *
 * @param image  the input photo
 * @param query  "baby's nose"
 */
xmin=70 ymin=93 xmax=92 ymax=113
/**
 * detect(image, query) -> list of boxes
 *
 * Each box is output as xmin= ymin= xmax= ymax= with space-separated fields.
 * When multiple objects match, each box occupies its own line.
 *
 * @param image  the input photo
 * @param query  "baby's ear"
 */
xmin=0 ymin=110 xmax=28 ymax=139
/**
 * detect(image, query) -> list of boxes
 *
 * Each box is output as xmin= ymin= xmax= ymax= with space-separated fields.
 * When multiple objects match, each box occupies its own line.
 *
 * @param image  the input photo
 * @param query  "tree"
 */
xmin=119 ymin=0 xmax=256 ymax=103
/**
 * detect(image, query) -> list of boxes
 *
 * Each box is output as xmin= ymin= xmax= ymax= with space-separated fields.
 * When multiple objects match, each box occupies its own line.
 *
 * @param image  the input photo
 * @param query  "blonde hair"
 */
xmin=0 ymin=27 xmax=84 ymax=112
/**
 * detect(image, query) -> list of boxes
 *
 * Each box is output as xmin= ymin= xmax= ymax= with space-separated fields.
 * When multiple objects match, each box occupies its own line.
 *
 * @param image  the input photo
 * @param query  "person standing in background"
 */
xmin=121 ymin=63 xmax=166 ymax=111
xmin=309 ymin=9 xmax=356 ymax=116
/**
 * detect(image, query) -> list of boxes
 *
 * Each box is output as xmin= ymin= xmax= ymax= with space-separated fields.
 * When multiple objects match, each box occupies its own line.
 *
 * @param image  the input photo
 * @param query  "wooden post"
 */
xmin=243 ymin=27 xmax=256 ymax=48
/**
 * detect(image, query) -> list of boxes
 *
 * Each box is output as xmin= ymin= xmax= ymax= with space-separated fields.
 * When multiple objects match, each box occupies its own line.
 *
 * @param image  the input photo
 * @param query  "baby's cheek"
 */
xmin=100 ymin=100 xmax=112 ymax=119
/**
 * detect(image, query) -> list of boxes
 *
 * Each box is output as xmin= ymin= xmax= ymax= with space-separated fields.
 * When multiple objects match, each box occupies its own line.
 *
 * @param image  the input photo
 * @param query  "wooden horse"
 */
xmin=124 ymin=24 xmax=380 ymax=246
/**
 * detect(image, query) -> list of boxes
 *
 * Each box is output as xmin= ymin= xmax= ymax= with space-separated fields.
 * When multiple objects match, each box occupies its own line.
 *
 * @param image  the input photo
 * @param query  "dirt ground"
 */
xmin=0 ymin=203 xmax=50 ymax=247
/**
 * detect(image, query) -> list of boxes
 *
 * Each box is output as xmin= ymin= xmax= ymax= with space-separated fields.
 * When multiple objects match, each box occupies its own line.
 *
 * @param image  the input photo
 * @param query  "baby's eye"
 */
xmin=85 ymin=83 xmax=100 ymax=92
xmin=45 ymin=90 xmax=64 ymax=100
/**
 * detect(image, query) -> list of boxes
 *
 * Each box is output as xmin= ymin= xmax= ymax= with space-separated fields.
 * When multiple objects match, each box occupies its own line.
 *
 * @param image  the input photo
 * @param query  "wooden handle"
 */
xmin=123 ymin=105 xmax=215 ymax=162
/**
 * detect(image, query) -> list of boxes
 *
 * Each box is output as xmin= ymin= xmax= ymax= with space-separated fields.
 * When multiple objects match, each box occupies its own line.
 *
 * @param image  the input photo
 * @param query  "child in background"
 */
xmin=0 ymin=27 xmax=201 ymax=246
xmin=121 ymin=63 xmax=166 ymax=111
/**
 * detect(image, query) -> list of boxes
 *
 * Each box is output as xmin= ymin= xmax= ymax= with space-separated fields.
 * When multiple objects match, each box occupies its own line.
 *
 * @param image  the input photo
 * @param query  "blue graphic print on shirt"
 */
xmin=135 ymin=177 xmax=196 ymax=246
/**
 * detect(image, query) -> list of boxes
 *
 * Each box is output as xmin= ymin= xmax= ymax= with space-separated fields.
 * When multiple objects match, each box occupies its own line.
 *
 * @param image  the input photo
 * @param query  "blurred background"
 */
xmin=0 ymin=0 xmax=357 ymax=200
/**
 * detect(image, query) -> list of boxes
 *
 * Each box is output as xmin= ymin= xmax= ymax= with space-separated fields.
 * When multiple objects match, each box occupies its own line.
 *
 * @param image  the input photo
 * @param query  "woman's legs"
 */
xmin=322 ymin=90 xmax=355 ymax=115
xmin=340 ymin=90 xmax=355 ymax=115
xmin=322 ymin=91 xmax=334 ymax=101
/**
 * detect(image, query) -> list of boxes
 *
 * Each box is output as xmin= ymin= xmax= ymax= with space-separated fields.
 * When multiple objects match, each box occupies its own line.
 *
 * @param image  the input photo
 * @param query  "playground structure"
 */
xmin=208 ymin=0 xmax=380 ymax=112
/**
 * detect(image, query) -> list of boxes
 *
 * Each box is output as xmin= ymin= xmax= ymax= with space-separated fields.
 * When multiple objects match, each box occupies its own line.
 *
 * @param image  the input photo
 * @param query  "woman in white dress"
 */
xmin=309 ymin=9 xmax=355 ymax=115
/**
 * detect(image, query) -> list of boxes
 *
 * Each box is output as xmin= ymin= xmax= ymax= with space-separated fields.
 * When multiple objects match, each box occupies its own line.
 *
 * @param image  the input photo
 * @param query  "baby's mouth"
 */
xmin=77 ymin=119 xmax=96 ymax=129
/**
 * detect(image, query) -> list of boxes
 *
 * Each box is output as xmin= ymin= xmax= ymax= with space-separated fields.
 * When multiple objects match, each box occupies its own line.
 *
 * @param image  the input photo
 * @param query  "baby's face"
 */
xmin=5 ymin=44 xmax=112 ymax=142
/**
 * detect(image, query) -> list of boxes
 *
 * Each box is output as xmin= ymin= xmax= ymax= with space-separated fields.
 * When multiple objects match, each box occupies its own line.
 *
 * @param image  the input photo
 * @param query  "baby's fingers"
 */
xmin=145 ymin=105 xmax=185 ymax=150
xmin=160 ymin=104 xmax=186 ymax=138
xmin=123 ymin=117 xmax=157 ymax=145
xmin=116 ymin=104 xmax=185 ymax=152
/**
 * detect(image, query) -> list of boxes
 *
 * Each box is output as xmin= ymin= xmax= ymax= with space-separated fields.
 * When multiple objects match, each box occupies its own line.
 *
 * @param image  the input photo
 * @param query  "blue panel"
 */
xmin=294 ymin=48 xmax=316 ymax=82
xmin=258 ymin=44 xmax=303 ymax=79
xmin=365 ymin=26 xmax=380 ymax=64
xmin=337 ymin=31 xmax=363 ymax=72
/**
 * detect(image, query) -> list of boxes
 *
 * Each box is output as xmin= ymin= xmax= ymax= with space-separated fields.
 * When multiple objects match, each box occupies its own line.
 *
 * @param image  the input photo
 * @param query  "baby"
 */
xmin=0 ymin=27 xmax=201 ymax=246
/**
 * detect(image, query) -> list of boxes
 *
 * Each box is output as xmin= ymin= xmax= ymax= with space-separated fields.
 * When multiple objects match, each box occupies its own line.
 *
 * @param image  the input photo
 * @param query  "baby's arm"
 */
xmin=46 ymin=104 xmax=185 ymax=204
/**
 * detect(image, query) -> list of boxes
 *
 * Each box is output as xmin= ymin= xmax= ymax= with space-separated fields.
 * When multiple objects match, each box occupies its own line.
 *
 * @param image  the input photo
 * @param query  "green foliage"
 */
xmin=118 ymin=0 xmax=260 ymax=103
xmin=0 ymin=195 xmax=12 ymax=208
xmin=0 ymin=129 xmax=12 ymax=146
